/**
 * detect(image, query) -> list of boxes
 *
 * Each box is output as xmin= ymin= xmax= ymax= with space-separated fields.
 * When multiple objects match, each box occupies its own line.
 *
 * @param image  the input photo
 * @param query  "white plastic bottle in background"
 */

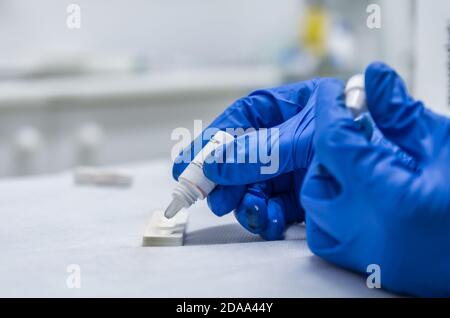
xmin=164 ymin=130 xmax=234 ymax=219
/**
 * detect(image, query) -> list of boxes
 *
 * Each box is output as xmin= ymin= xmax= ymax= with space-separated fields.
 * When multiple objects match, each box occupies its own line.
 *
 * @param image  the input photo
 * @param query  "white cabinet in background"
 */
xmin=0 ymin=67 xmax=281 ymax=177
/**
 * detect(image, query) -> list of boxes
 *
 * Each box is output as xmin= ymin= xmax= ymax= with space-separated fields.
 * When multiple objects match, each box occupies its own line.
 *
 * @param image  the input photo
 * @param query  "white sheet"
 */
xmin=0 ymin=160 xmax=394 ymax=297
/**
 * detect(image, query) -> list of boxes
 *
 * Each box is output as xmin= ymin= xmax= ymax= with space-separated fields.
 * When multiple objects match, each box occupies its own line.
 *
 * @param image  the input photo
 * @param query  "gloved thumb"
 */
xmin=365 ymin=62 xmax=440 ymax=163
xmin=203 ymin=106 xmax=315 ymax=185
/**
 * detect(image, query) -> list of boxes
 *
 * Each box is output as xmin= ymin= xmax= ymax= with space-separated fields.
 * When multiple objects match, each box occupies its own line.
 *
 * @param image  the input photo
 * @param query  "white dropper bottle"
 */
xmin=345 ymin=74 xmax=367 ymax=115
xmin=345 ymin=73 xmax=373 ymax=139
xmin=164 ymin=130 xmax=235 ymax=219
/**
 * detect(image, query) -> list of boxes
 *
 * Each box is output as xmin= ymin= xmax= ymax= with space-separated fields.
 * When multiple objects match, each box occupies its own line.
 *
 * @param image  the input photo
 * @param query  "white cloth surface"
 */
xmin=0 ymin=160 xmax=394 ymax=297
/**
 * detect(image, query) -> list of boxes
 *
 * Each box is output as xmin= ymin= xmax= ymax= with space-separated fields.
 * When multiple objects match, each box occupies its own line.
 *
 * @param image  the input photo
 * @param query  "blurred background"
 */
xmin=0 ymin=0 xmax=447 ymax=177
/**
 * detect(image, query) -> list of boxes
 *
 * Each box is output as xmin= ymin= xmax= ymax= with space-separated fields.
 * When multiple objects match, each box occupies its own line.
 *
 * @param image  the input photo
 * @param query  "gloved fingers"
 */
xmin=301 ymin=159 xmax=342 ymax=203
xmin=365 ymin=62 xmax=446 ymax=163
xmin=266 ymin=172 xmax=295 ymax=194
xmin=304 ymin=208 xmax=357 ymax=271
xmin=260 ymin=195 xmax=292 ymax=241
xmin=206 ymin=174 xmax=292 ymax=218
xmin=300 ymin=159 xmax=351 ymax=242
xmin=206 ymin=171 xmax=301 ymax=218
xmin=206 ymin=184 xmax=247 ymax=217
xmin=234 ymin=189 xmax=301 ymax=241
xmin=313 ymin=79 xmax=368 ymax=182
xmin=202 ymin=101 xmax=315 ymax=186
xmin=172 ymin=133 xmax=210 ymax=180
xmin=305 ymin=216 xmax=341 ymax=259
xmin=313 ymin=79 xmax=416 ymax=193
xmin=202 ymin=128 xmax=282 ymax=185
xmin=370 ymin=123 xmax=419 ymax=172
xmin=302 ymin=157 xmax=391 ymax=254
xmin=172 ymin=80 xmax=319 ymax=181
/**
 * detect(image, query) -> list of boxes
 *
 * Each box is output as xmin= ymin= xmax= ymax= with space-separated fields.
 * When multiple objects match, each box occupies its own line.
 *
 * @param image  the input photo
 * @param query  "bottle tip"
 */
xmin=164 ymin=197 xmax=184 ymax=219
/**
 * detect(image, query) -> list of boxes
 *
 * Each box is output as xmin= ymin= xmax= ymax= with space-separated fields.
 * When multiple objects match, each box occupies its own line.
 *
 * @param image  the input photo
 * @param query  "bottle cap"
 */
xmin=345 ymin=73 xmax=364 ymax=93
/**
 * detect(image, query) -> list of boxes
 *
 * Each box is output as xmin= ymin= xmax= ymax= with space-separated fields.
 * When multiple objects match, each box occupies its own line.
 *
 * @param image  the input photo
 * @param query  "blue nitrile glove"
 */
xmin=173 ymin=79 xmax=325 ymax=240
xmin=301 ymin=62 xmax=450 ymax=297
xmin=173 ymin=76 xmax=414 ymax=241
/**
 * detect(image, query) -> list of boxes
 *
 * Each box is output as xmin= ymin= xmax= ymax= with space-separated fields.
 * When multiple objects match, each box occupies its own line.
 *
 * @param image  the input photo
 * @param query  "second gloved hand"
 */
xmin=301 ymin=62 xmax=450 ymax=296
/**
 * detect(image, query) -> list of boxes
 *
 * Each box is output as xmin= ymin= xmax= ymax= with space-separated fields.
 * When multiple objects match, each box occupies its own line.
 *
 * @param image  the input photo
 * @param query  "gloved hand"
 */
xmin=301 ymin=62 xmax=450 ymax=297
xmin=173 ymin=79 xmax=326 ymax=240
xmin=173 ymin=75 xmax=414 ymax=241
